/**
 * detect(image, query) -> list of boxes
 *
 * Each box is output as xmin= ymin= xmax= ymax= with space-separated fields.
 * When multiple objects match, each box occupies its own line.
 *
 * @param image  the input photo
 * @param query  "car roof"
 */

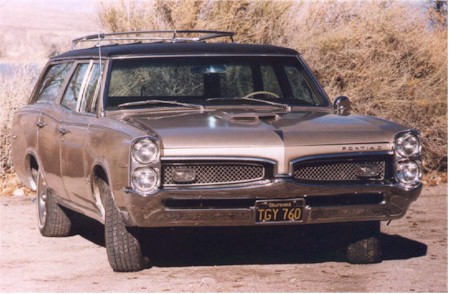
xmin=52 ymin=42 xmax=299 ymax=60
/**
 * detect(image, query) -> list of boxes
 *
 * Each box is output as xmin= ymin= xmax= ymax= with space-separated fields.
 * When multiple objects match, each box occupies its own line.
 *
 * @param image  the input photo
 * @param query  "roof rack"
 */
xmin=71 ymin=30 xmax=235 ymax=50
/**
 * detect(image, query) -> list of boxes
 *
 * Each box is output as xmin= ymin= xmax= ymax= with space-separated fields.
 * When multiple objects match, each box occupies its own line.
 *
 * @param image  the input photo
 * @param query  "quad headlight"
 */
xmin=395 ymin=132 xmax=421 ymax=158
xmin=396 ymin=160 xmax=422 ymax=186
xmin=132 ymin=138 xmax=158 ymax=164
xmin=130 ymin=137 xmax=160 ymax=194
xmin=131 ymin=167 xmax=158 ymax=192
xmin=394 ymin=131 xmax=422 ymax=187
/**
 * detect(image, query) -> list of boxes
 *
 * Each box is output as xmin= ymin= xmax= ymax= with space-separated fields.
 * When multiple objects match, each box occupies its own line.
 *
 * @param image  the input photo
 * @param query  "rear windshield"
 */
xmin=106 ymin=56 xmax=328 ymax=110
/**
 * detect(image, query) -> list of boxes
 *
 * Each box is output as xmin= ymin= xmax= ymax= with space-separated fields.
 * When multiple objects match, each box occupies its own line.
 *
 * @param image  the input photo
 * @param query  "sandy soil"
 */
xmin=0 ymin=185 xmax=447 ymax=292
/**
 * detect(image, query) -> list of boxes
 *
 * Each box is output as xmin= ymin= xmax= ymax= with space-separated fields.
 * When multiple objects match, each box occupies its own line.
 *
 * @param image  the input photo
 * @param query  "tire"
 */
xmin=99 ymin=179 xmax=146 ymax=272
xmin=37 ymin=171 xmax=72 ymax=237
xmin=346 ymin=221 xmax=382 ymax=264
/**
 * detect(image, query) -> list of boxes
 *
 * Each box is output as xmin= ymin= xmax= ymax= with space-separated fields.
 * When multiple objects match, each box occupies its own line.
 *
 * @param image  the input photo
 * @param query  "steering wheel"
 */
xmin=244 ymin=91 xmax=280 ymax=99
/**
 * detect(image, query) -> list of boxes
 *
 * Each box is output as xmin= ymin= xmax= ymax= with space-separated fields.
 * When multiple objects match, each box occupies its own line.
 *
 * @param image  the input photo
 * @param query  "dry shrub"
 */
xmin=290 ymin=1 xmax=447 ymax=172
xmin=0 ymin=65 xmax=41 ymax=191
xmin=98 ymin=0 xmax=293 ymax=44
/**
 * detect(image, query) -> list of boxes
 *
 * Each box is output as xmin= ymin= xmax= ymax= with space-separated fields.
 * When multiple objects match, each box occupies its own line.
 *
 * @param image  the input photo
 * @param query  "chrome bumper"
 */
xmin=120 ymin=179 xmax=422 ymax=227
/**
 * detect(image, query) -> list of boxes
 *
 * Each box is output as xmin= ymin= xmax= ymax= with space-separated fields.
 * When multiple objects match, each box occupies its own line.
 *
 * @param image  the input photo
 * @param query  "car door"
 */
xmin=59 ymin=61 xmax=102 ymax=209
xmin=35 ymin=62 xmax=74 ymax=196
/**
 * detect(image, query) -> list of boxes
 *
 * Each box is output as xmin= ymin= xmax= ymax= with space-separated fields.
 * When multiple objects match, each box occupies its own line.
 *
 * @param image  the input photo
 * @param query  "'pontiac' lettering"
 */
xmin=342 ymin=145 xmax=382 ymax=151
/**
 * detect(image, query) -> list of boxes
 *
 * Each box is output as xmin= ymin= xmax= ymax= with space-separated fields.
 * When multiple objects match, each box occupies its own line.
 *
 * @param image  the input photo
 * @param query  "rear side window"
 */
xmin=61 ymin=62 xmax=102 ymax=113
xmin=34 ymin=63 xmax=72 ymax=103
xmin=80 ymin=64 xmax=101 ymax=113
xmin=61 ymin=64 xmax=89 ymax=111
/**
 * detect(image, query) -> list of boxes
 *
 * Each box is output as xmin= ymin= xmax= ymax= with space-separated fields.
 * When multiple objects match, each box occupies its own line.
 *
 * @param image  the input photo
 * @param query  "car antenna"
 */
xmin=97 ymin=23 xmax=105 ymax=117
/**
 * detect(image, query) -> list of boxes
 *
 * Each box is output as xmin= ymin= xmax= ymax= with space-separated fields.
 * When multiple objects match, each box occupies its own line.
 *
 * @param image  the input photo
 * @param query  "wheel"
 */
xmin=99 ymin=179 xmax=146 ymax=272
xmin=37 ymin=171 xmax=72 ymax=237
xmin=345 ymin=221 xmax=382 ymax=264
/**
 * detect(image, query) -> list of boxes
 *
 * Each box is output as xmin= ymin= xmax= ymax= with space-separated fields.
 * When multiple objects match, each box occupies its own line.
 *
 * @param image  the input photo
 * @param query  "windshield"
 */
xmin=106 ymin=56 xmax=328 ymax=110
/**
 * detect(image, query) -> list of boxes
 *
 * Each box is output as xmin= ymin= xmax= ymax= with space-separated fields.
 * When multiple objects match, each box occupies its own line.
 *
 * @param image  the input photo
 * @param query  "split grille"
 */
xmin=162 ymin=162 xmax=266 ymax=186
xmin=293 ymin=160 xmax=387 ymax=183
xmin=161 ymin=155 xmax=392 ymax=187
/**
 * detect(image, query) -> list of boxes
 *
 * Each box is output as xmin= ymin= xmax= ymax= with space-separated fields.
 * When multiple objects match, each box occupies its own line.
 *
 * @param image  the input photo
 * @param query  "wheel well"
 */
xmin=29 ymin=156 xmax=38 ymax=172
xmin=93 ymin=165 xmax=108 ymax=185
xmin=92 ymin=165 xmax=108 ymax=220
xmin=28 ymin=155 xmax=39 ymax=190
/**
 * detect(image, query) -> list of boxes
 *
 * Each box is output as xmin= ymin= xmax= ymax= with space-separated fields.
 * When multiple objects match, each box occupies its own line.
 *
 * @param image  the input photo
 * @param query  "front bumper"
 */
xmin=121 ymin=179 xmax=422 ymax=227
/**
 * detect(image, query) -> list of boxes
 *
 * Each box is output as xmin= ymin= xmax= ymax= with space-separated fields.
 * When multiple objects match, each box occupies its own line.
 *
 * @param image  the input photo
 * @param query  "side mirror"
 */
xmin=334 ymin=96 xmax=351 ymax=115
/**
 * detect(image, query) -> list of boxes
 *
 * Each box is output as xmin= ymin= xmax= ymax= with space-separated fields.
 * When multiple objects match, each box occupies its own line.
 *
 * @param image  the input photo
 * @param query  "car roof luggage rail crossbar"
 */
xmin=71 ymin=30 xmax=235 ymax=50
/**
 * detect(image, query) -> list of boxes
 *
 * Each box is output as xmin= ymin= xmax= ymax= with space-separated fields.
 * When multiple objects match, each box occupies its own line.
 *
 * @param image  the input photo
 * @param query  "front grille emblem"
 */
xmin=172 ymin=168 xmax=197 ymax=183
xmin=356 ymin=164 xmax=381 ymax=178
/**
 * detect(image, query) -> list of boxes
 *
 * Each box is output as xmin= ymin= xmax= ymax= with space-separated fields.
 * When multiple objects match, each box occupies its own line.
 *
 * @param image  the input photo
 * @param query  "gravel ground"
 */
xmin=0 ymin=184 xmax=447 ymax=292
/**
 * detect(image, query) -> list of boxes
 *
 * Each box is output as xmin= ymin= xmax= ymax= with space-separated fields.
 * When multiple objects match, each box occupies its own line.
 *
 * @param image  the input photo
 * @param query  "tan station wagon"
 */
xmin=11 ymin=31 xmax=423 ymax=272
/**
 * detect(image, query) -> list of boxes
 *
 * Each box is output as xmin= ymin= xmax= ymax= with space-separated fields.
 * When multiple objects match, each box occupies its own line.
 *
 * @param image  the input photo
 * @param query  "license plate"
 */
xmin=255 ymin=199 xmax=304 ymax=223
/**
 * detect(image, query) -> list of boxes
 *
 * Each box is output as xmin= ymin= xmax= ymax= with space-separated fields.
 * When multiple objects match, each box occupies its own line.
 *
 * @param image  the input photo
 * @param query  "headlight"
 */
xmin=395 ymin=132 xmax=421 ymax=158
xmin=132 ymin=138 xmax=158 ymax=164
xmin=131 ymin=167 xmax=158 ymax=192
xmin=396 ymin=160 xmax=422 ymax=186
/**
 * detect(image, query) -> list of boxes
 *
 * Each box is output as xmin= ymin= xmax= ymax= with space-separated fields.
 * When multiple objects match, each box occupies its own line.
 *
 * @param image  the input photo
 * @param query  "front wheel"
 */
xmin=37 ymin=171 xmax=72 ymax=237
xmin=345 ymin=221 xmax=382 ymax=264
xmin=99 ymin=179 xmax=146 ymax=272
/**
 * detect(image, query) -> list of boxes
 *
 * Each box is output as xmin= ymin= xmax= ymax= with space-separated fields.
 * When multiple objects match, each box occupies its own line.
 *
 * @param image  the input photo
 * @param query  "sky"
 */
xmin=0 ymin=0 xmax=98 ymax=62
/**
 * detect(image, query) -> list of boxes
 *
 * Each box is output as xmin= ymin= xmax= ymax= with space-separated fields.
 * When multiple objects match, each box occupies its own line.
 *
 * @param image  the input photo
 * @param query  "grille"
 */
xmin=293 ymin=160 xmax=386 ymax=182
xmin=162 ymin=163 xmax=265 ymax=186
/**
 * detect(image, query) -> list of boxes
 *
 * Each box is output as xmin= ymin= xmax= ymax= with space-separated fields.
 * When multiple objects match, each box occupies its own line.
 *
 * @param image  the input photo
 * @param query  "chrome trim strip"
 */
xmin=111 ymin=54 xmax=299 ymax=60
xmin=159 ymin=180 xmax=274 ymax=190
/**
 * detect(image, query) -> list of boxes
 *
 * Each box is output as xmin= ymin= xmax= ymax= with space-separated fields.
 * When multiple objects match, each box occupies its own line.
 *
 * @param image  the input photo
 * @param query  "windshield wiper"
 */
xmin=206 ymin=97 xmax=292 ymax=112
xmin=118 ymin=99 xmax=205 ymax=111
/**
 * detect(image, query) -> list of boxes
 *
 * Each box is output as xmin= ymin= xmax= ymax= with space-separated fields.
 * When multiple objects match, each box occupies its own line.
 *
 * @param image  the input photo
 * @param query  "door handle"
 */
xmin=58 ymin=128 xmax=70 ymax=135
xmin=35 ymin=121 xmax=46 ymax=128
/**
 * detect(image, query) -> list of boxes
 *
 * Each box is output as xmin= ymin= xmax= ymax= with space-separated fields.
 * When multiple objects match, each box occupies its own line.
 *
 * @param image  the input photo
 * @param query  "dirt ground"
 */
xmin=0 ymin=184 xmax=447 ymax=292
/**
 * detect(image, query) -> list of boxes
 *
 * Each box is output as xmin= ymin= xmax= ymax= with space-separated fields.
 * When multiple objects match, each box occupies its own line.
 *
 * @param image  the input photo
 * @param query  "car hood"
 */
xmin=118 ymin=109 xmax=408 ymax=149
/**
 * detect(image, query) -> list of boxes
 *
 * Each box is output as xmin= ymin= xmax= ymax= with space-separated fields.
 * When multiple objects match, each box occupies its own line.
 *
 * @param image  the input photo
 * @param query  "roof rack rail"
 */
xmin=71 ymin=30 xmax=235 ymax=50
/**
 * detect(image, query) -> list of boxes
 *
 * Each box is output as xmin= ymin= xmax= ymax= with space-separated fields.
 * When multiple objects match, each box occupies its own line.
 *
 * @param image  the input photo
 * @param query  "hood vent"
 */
xmin=215 ymin=111 xmax=279 ymax=124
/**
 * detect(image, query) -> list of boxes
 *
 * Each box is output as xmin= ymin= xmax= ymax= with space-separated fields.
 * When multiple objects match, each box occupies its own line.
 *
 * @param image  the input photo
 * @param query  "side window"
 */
xmin=80 ymin=64 xmax=101 ymax=113
xmin=61 ymin=64 xmax=89 ymax=111
xmin=34 ymin=63 xmax=72 ymax=103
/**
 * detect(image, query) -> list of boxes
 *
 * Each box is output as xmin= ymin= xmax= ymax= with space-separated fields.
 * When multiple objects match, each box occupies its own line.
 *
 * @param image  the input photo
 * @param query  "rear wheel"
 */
xmin=37 ymin=171 xmax=72 ymax=237
xmin=99 ymin=179 xmax=146 ymax=272
xmin=346 ymin=221 xmax=382 ymax=264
